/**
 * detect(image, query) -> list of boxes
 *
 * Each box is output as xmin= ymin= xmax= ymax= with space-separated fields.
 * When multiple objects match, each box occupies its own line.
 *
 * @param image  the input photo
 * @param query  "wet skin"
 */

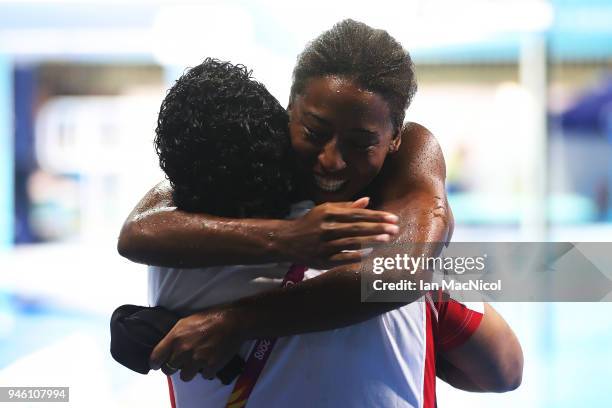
xmin=289 ymin=76 xmax=402 ymax=204
xmin=121 ymin=71 xmax=521 ymax=392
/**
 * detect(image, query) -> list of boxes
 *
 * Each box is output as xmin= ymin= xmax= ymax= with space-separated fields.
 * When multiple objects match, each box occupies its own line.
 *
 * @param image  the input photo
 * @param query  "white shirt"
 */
xmin=148 ymin=202 xmax=483 ymax=408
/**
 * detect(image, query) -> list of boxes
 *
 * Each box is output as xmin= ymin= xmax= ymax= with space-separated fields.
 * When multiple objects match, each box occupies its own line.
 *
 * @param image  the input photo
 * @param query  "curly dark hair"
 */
xmin=290 ymin=19 xmax=417 ymax=131
xmin=155 ymin=58 xmax=295 ymax=218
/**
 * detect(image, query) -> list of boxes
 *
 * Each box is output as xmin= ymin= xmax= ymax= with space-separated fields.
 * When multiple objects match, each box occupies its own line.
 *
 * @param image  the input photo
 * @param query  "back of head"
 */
xmin=290 ymin=19 xmax=417 ymax=130
xmin=155 ymin=58 xmax=294 ymax=218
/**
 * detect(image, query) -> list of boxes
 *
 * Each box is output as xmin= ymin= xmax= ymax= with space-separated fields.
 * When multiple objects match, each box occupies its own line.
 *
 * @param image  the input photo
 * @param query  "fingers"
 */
xmin=326 ymin=234 xmax=392 ymax=253
xmin=165 ymin=351 xmax=218 ymax=382
xmin=350 ymin=197 xmax=370 ymax=208
xmin=318 ymin=201 xmax=398 ymax=223
xmin=161 ymin=349 xmax=191 ymax=376
xmin=152 ymin=330 xmax=193 ymax=376
xmin=200 ymin=365 xmax=216 ymax=381
xmin=315 ymin=229 xmax=397 ymax=269
xmin=326 ymin=251 xmax=363 ymax=267
xmin=197 ymin=355 xmax=231 ymax=382
xmin=179 ymin=364 xmax=200 ymax=382
xmin=150 ymin=332 xmax=176 ymax=370
xmin=332 ymin=198 xmax=368 ymax=208
xmin=161 ymin=362 xmax=179 ymax=376
xmin=328 ymin=197 xmax=372 ymax=210
xmin=327 ymin=208 xmax=399 ymax=224
xmin=322 ymin=222 xmax=399 ymax=241
xmin=311 ymin=249 xmax=371 ymax=269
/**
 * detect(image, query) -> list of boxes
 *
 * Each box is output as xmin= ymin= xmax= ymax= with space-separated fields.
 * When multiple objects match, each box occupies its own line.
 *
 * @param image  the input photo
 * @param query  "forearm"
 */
xmin=119 ymin=210 xmax=288 ymax=268
xmin=231 ymin=264 xmax=420 ymax=339
xmin=231 ymin=203 xmax=446 ymax=339
xmin=437 ymin=357 xmax=487 ymax=392
xmin=117 ymin=181 xmax=291 ymax=268
xmin=118 ymin=182 xmax=400 ymax=268
xmin=223 ymin=157 xmax=450 ymax=337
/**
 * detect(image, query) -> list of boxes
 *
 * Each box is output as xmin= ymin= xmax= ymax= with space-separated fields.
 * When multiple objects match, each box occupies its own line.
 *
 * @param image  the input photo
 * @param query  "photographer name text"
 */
xmin=372 ymin=279 xmax=502 ymax=292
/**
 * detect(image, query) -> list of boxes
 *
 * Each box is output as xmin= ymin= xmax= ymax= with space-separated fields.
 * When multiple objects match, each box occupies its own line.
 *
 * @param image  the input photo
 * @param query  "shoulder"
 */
xmin=403 ymin=121 xmax=432 ymax=137
xmin=399 ymin=122 xmax=442 ymax=158
xmin=370 ymin=121 xmax=446 ymax=205
xmin=136 ymin=180 xmax=176 ymax=211
xmin=384 ymin=121 xmax=445 ymax=180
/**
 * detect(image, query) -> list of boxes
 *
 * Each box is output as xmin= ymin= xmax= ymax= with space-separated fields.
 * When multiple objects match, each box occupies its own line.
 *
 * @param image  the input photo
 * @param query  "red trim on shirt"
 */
xmin=423 ymin=303 xmax=436 ymax=408
xmin=434 ymin=295 xmax=483 ymax=351
xmin=167 ymin=376 xmax=176 ymax=408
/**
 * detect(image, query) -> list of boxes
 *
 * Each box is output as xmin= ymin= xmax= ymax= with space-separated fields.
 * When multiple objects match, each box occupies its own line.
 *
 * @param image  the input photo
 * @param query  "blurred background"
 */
xmin=0 ymin=0 xmax=611 ymax=406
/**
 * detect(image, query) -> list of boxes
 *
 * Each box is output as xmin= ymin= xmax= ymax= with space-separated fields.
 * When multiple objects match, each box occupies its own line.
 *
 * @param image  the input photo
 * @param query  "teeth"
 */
xmin=314 ymin=175 xmax=347 ymax=192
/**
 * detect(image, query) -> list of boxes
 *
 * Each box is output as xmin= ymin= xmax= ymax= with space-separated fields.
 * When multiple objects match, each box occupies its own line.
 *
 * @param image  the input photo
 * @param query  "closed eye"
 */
xmin=348 ymin=138 xmax=379 ymax=151
xmin=304 ymin=127 xmax=328 ymax=143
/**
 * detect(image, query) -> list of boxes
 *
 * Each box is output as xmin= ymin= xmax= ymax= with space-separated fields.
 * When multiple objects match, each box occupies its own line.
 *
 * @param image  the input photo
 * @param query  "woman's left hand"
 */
xmin=149 ymin=307 xmax=244 ymax=382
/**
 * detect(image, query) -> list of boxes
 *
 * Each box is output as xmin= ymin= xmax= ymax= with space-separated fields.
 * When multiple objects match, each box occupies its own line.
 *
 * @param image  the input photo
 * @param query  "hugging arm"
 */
xmin=437 ymin=304 xmax=523 ymax=392
xmin=118 ymin=181 xmax=287 ymax=267
xmin=117 ymin=123 xmax=447 ymax=270
xmin=150 ymin=125 xmax=522 ymax=392
xmin=378 ymin=125 xmax=522 ymax=392
xmin=226 ymin=123 xmax=452 ymax=335
xmin=149 ymin=124 xmax=451 ymax=378
xmin=118 ymin=184 xmax=398 ymax=269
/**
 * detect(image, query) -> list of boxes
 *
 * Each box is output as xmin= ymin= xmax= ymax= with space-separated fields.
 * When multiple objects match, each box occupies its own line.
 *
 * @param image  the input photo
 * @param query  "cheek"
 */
xmin=289 ymin=129 xmax=317 ymax=167
xmin=347 ymin=149 xmax=388 ymax=178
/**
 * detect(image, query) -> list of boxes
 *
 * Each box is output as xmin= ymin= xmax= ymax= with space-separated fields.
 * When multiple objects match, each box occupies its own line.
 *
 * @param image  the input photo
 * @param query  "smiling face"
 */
xmin=289 ymin=75 xmax=401 ymax=203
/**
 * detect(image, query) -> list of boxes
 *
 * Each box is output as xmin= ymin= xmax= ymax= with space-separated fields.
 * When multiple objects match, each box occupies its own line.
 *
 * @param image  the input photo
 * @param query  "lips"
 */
xmin=313 ymin=174 xmax=348 ymax=192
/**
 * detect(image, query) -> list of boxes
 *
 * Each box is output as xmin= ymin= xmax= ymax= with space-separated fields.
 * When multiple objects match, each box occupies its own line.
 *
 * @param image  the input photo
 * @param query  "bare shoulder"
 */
xmin=131 ymin=180 xmax=175 ymax=218
xmin=148 ymin=180 xmax=174 ymax=203
xmin=400 ymin=122 xmax=443 ymax=160
xmin=370 ymin=122 xmax=446 ymax=206
xmin=403 ymin=121 xmax=433 ymax=137
xmin=383 ymin=121 xmax=445 ymax=181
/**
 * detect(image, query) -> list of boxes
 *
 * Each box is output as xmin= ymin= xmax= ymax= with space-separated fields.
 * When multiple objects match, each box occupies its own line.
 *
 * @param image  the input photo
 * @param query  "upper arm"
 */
xmin=434 ymin=296 xmax=485 ymax=352
xmin=438 ymin=302 xmax=523 ymax=392
xmin=372 ymin=122 xmax=450 ymax=244
xmin=377 ymin=122 xmax=446 ymax=201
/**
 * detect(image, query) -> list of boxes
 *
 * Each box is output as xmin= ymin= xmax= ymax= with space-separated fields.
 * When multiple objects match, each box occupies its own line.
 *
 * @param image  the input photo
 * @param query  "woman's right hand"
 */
xmin=278 ymin=197 xmax=400 ymax=269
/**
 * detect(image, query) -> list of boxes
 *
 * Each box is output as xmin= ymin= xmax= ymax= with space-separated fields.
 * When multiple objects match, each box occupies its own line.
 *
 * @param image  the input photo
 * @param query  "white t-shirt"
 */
xmin=148 ymin=203 xmax=484 ymax=408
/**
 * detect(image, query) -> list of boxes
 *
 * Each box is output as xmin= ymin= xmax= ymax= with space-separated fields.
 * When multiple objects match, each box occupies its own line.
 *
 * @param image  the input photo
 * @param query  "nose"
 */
xmin=318 ymin=138 xmax=347 ymax=173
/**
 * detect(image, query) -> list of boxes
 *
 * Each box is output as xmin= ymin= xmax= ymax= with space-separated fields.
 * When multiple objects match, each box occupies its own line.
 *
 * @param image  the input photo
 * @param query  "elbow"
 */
xmin=491 ymin=344 xmax=524 ymax=392
xmin=117 ymin=222 xmax=133 ymax=260
xmin=117 ymin=221 xmax=146 ymax=263
xmin=496 ymin=363 xmax=523 ymax=393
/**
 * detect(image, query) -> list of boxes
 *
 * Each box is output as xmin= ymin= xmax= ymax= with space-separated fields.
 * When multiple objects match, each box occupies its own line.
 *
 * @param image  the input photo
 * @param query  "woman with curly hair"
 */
xmin=153 ymin=58 xmax=296 ymax=219
xmin=119 ymin=20 xmax=522 ymax=408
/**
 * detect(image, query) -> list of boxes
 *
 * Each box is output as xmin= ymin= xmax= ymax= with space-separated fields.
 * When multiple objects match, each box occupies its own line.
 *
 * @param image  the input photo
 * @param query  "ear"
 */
xmin=287 ymin=102 xmax=294 ymax=122
xmin=388 ymin=128 xmax=402 ymax=153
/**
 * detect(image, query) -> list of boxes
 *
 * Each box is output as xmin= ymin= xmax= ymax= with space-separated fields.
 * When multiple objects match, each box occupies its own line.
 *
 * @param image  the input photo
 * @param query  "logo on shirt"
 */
xmin=254 ymin=340 xmax=272 ymax=360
